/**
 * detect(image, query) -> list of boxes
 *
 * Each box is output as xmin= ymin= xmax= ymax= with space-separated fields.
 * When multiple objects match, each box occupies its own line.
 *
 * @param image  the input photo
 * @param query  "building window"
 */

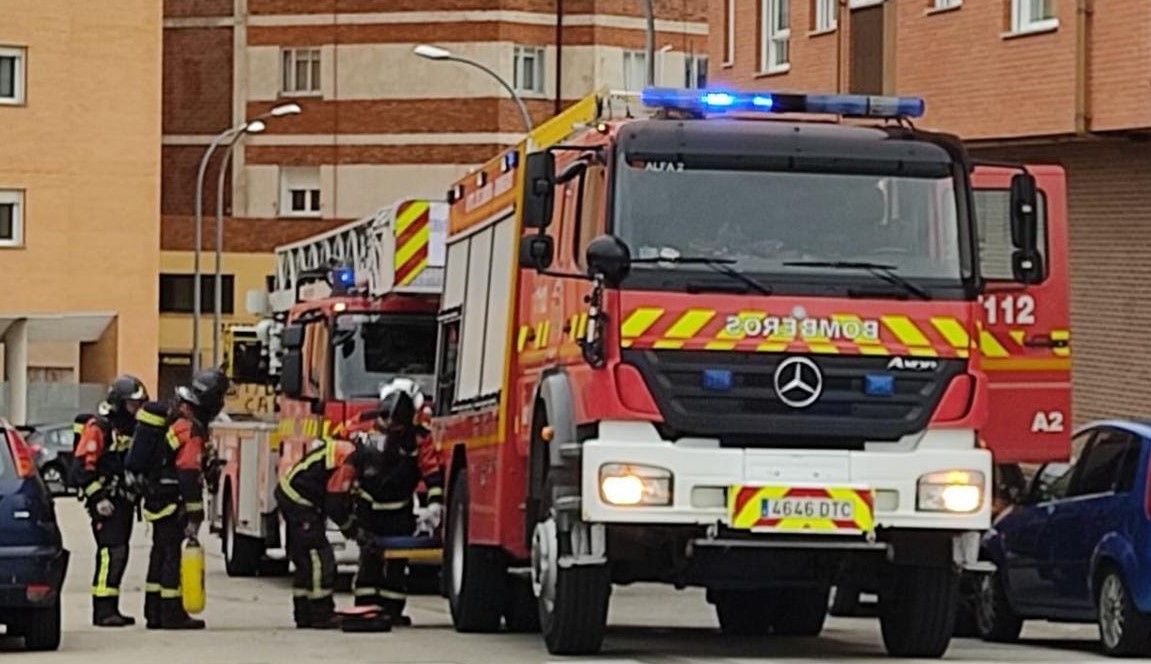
xmin=933 ymin=0 xmax=962 ymax=8
xmin=279 ymin=167 xmax=321 ymax=218
xmin=813 ymin=0 xmax=837 ymax=31
xmin=684 ymin=55 xmax=709 ymax=89
xmin=761 ymin=0 xmax=790 ymax=73
xmin=1011 ymin=0 xmax=1057 ymax=33
xmin=723 ymin=0 xmax=735 ymax=64
xmin=0 ymin=190 xmax=23 ymax=247
xmin=0 ymin=46 xmax=26 ymax=105
xmin=513 ymin=46 xmax=545 ymax=94
xmin=281 ymin=48 xmax=321 ymax=95
xmin=623 ymin=50 xmax=648 ymax=90
xmin=159 ymin=274 xmax=236 ymax=314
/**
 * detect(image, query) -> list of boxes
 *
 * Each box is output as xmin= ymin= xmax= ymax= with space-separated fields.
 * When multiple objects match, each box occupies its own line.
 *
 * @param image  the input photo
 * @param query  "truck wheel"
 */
xmin=711 ymin=590 xmax=773 ymax=636
xmin=772 ymin=587 xmax=829 ymax=636
xmin=19 ymin=601 xmax=61 ymax=651
xmin=446 ymin=468 xmax=506 ymax=632
xmin=503 ymin=575 xmax=541 ymax=633
xmin=976 ymin=569 xmax=1022 ymax=643
xmin=1097 ymin=569 xmax=1151 ymax=656
xmin=829 ymin=583 xmax=861 ymax=617
xmin=879 ymin=565 xmax=958 ymax=658
xmin=223 ymin=496 xmax=263 ymax=577
xmin=533 ymin=516 xmax=611 ymax=654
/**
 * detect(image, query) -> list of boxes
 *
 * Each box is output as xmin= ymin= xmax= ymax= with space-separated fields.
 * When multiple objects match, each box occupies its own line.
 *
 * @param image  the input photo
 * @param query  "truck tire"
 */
xmin=504 ymin=575 xmax=542 ymax=633
xmin=1097 ymin=568 xmax=1151 ymax=656
xmin=829 ymin=583 xmax=861 ymax=617
xmin=879 ymin=565 xmax=958 ymax=658
xmin=711 ymin=590 xmax=773 ymax=636
xmin=772 ymin=587 xmax=830 ymax=636
xmin=976 ymin=569 xmax=1022 ymax=643
xmin=223 ymin=495 xmax=263 ymax=577
xmin=19 ymin=601 xmax=61 ymax=651
xmin=446 ymin=468 xmax=506 ymax=633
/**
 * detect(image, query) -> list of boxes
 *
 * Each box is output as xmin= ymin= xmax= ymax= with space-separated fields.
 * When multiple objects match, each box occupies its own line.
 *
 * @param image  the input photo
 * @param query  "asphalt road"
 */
xmin=2 ymin=499 xmax=1114 ymax=663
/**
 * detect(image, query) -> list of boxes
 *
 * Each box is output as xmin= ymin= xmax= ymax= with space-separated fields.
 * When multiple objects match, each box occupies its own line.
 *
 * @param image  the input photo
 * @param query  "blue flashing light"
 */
xmin=701 ymin=369 xmax=734 ymax=392
xmin=333 ymin=267 xmax=355 ymax=287
xmin=864 ymin=374 xmax=896 ymax=397
xmin=641 ymin=87 xmax=924 ymax=119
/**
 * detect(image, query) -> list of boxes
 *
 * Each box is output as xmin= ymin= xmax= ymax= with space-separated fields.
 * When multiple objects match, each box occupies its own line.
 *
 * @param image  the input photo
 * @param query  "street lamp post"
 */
xmin=192 ymin=103 xmax=301 ymax=373
xmin=413 ymin=44 xmax=534 ymax=133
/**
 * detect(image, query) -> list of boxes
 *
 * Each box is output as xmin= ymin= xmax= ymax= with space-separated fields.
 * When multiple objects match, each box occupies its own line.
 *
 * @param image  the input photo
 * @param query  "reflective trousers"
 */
xmin=143 ymin=506 xmax=185 ymax=625
xmin=276 ymin=489 xmax=335 ymax=627
xmin=352 ymin=509 xmax=415 ymax=616
xmin=90 ymin=497 xmax=134 ymax=618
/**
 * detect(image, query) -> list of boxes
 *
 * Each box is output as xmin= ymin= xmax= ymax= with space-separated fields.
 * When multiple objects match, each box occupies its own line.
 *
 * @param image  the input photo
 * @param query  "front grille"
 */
xmin=623 ymin=350 xmax=965 ymax=446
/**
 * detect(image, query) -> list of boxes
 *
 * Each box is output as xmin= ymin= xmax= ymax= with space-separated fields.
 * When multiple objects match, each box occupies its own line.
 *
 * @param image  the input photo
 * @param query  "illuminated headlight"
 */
xmin=917 ymin=470 xmax=985 ymax=513
xmin=599 ymin=464 xmax=672 ymax=506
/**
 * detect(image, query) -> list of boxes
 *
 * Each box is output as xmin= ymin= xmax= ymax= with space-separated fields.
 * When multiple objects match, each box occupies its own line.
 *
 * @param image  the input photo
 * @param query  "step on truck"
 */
xmin=208 ymin=199 xmax=448 ymax=576
xmin=434 ymin=88 xmax=1071 ymax=657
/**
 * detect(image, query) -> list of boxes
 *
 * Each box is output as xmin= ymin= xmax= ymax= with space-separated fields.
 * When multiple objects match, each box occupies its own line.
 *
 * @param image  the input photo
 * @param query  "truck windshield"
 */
xmin=614 ymin=158 xmax=964 ymax=293
xmin=332 ymin=314 xmax=437 ymax=400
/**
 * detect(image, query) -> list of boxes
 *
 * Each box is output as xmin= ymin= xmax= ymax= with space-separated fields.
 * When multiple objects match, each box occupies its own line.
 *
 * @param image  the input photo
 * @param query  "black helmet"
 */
xmin=177 ymin=369 xmax=230 ymax=421
xmin=377 ymin=378 xmax=424 ymax=427
xmin=104 ymin=375 xmax=148 ymax=414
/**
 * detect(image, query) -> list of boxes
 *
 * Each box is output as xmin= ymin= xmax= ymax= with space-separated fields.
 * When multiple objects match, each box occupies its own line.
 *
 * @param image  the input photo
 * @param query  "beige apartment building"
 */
xmin=0 ymin=0 xmax=161 ymax=423
xmin=710 ymin=0 xmax=1151 ymax=423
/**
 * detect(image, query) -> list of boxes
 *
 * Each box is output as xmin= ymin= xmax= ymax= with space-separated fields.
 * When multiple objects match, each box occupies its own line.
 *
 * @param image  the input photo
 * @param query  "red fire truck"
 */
xmin=209 ymin=199 xmax=447 ymax=575
xmin=432 ymin=90 xmax=1070 ymax=657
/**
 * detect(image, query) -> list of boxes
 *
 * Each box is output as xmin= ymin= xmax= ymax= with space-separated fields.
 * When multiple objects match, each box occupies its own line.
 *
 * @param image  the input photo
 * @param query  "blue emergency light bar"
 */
xmin=641 ymin=87 xmax=926 ymax=119
xmin=331 ymin=266 xmax=355 ymax=288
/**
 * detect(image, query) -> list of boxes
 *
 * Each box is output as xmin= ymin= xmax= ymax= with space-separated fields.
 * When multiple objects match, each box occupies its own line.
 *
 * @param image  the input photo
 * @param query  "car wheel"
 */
xmin=19 ymin=601 xmax=61 ymax=651
xmin=829 ymin=583 xmax=861 ymax=617
xmin=976 ymin=569 xmax=1023 ymax=643
xmin=1097 ymin=569 xmax=1151 ymax=656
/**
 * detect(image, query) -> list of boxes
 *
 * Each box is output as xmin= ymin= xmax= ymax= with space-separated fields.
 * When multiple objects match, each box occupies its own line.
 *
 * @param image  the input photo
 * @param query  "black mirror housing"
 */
xmin=280 ymin=348 xmax=304 ymax=399
xmin=523 ymin=151 xmax=556 ymax=229
xmin=1012 ymin=250 xmax=1044 ymax=284
xmin=518 ymin=234 xmax=555 ymax=270
xmin=585 ymin=235 xmax=632 ymax=287
xmin=281 ymin=324 xmax=305 ymax=350
xmin=1010 ymin=173 xmax=1038 ymax=250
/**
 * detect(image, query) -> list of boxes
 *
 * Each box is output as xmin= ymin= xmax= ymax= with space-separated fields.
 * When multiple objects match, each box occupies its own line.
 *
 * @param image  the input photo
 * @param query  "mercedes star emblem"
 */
xmin=773 ymin=356 xmax=823 ymax=408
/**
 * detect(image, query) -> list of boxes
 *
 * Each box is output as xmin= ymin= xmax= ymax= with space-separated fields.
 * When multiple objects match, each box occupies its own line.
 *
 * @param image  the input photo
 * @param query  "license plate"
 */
xmin=728 ymin=486 xmax=875 ymax=534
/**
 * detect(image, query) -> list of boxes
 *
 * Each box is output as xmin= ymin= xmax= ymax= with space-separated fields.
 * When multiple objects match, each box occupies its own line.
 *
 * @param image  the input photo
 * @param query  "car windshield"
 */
xmin=613 ymin=158 xmax=963 ymax=286
xmin=332 ymin=314 xmax=437 ymax=399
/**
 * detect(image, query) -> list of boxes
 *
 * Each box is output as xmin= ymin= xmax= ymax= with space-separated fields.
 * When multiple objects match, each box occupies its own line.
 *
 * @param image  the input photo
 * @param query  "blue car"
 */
xmin=979 ymin=420 xmax=1151 ymax=656
xmin=0 ymin=420 xmax=68 ymax=651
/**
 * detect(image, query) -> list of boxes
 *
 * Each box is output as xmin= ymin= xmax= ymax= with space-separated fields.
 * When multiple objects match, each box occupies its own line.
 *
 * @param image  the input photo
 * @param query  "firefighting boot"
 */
xmin=144 ymin=591 xmax=161 ymax=629
xmin=93 ymin=597 xmax=134 ymax=627
xmin=159 ymin=598 xmax=206 ymax=630
xmin=293 ymin=596 xmax=312 ymax=629
xmin=383 ymin=599 xmax=412 ymax=627
xmin=309 ymin=601 xmax=342 ymax=630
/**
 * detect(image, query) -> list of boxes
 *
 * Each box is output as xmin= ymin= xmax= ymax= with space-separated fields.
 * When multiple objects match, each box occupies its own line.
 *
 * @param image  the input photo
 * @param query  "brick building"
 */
xmin=160 ymin=0 xmax=708 ymax=394
xmin=709 ymin=0 xmax=1151 ymax=423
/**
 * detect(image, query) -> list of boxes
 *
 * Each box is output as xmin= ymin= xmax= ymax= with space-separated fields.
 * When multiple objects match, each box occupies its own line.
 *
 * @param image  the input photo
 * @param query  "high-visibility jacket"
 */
xmin=278 ymin=439 xmax=361 ymax=533
xmin=353 ymin=425 xmax=444 ymax=515
xmin=126 ymin=402 xmax=207 ymax=522
xmin=74 ymin=415 xmax=134 ymax=505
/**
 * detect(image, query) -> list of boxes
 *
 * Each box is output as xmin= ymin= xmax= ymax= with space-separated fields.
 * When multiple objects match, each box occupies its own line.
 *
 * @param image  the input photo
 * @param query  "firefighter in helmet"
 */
xmin=74 ymin=375 xmax=148 ymax=627
xmin=351 ymin=378 xmax=444 ymax=626
xmin=126 ymin=368 xmax=228 ymax=630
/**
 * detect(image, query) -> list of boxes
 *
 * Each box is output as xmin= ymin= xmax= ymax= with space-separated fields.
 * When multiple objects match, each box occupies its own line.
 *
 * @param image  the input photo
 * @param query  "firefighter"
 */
xmin=74 ymin=375 xmax=148 ymax=627
xmin=351 ymin=378 xmax=444 ymax=626
xmin=275 ymin=432 xmax=381 ymax=629
xmin=126 ymin=368 xmax=228 ymax=630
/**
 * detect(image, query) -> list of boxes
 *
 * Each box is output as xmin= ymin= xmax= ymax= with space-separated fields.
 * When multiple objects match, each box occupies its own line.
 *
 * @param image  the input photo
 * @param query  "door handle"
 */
xmin=1024 ymin=334 xmax=1069 ymax=349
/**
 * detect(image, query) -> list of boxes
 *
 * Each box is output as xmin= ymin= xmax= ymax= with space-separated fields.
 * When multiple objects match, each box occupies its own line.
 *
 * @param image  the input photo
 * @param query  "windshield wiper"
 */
xmin=633 ymin=255 xmax=773 ymax=296
xmin=782 ymin=261 xmax=932 ymax=301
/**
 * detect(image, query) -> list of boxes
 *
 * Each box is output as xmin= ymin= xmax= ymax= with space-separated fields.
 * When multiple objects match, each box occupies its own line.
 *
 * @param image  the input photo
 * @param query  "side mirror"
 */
xmin=523 ymin=151 xmax=556 ymax=229
xmin=518 ymin=234 xmax=555 ymax=270
xmin=1009 ymin=173 xmax=1044 ymax=284
xmin=585 ymin=235 xmax=632 ymax=287
xmin=280 ymin=349 xmax=304 ymax=399
xmin=281 ymin=324 xmax=304 ymax=350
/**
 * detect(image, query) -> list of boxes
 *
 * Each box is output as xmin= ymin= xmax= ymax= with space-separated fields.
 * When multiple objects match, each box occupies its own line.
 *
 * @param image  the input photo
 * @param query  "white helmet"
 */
xmin=378 ymin=377 xmax=425 ymax=424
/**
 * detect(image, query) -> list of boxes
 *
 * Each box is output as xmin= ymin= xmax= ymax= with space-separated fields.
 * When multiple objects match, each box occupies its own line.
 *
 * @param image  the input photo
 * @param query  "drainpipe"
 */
xmin=643 ymin=0 xmax=656 ymax=86
xmin=555 ymin=0 xmax=563 ymax=115
xmin=1074 ymin=0 xmax=1092 ymax=134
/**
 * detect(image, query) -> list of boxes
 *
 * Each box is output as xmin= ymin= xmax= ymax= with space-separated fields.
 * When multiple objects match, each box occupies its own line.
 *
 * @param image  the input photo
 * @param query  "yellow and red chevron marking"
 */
xmin=394 ymin=200 xmax=431 ymax=286
xmin=728 ymin=486 xmax=876 ymax=533
xmin=618 ymin=307 xmax=977 ymax=358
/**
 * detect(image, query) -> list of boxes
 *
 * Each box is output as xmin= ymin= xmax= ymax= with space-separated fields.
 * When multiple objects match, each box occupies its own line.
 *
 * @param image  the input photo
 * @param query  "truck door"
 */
xmin=972 ymin=165 xmax=1071 ymax=464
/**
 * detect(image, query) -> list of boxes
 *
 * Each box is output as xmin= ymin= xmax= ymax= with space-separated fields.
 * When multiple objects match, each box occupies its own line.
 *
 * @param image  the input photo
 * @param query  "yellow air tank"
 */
xmin=181 ymin=538 xmax=206 ymax=614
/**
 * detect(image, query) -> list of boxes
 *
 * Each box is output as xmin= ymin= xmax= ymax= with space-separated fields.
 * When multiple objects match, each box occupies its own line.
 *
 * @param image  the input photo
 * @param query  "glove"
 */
xmin=95 ymin=499 xmax=115 ymax=517
xmin=417 ymin=502 xmax=444 ymax=535
xmin=353 ymin=529 xmax=379 ymax=553
xmin=184 ymin=518 xmax=202 ymax=541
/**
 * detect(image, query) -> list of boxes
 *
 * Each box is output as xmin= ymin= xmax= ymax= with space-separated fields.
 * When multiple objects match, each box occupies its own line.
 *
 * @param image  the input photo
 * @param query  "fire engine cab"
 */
xmin=435 ymin=89 xmax=1070 ymax=657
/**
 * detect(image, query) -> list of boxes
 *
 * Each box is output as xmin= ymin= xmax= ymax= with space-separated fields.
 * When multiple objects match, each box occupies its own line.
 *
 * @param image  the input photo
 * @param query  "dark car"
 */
xmin=21 ymin=422 xmax=76 ymax=496
xmin=979 ymin=421 xmax=1151 ymax=656
xmin=0 ymin=420 xmax=68 ymax=651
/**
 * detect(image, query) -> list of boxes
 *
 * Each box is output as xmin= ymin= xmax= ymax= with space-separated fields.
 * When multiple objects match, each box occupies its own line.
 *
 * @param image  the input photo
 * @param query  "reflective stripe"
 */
xmin=184 ymin=501 xmax=204 ymax=512
xmin=324 ymin=440 xmax=338 ymax=470
xmin=160 ymin=587 xmax=182 ymax=599
xmin=93 ymin=548 xmax=115 ymax=597
xmin=278 ymin=476 xmax=314 ymax=507
xmin=279 ymin=448 xmax=328 ymax=506
xmin=353 ymin=587 xmax=379 ymax=597
xmin=356 ymin=490 xmax=410 ymax=511
xmin=84 ymin=480 xmax=104 ymax=497
xmin=145 ymin=583 xmax=161 ymax=593
xmin=143 ymin=504 xmax=178 ymax=521
xmin=73 ymin=423 xmax=85 ymax=434
xmin=310 ymin=550 xmax=323 ymax=599
xmin=137 ymin=410 xmax=167 ymax=427
xmin=378 ymin=589 xmax=406 ymax=600
xmin=292 ymin=588 xmax=309 ymax=598
xmin=309 ymin=589 xmax=333 ymax=600
xmin=112 ymin=434 xmax=132 ymax=452
xmin=426 ymin=487 xmax=443 ymax=498
xmin=166 ymin=430 xmax=181 ymax=450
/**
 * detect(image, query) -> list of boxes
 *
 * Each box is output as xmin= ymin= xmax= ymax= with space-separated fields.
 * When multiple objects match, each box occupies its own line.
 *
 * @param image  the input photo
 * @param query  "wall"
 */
xmin=0 ymin=0 xmax=162 ymax=387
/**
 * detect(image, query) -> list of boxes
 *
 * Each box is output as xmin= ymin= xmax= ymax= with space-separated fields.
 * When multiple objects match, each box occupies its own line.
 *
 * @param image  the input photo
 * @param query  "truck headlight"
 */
xmin=599 ymin=464 xmax=672 ymax=506
xmin=917 ymin=470 xmax=984 ymax=513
